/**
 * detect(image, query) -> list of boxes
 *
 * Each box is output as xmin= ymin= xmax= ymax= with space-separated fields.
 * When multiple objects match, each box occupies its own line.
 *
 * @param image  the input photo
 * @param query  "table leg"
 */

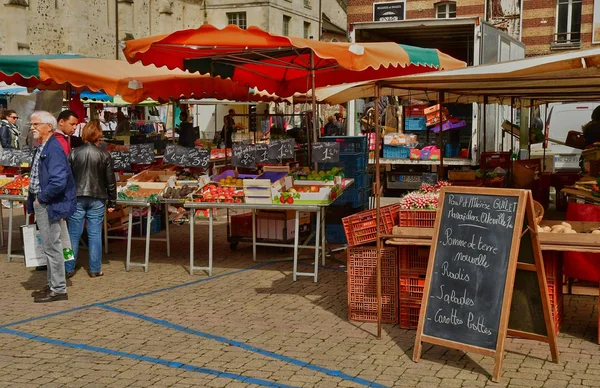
xmin=165 ymin=205 xmax=170 ymax=257
xmin=103 ymin=208 xmax=108 ymax=254
xmin=321 ymin=207 xmax=326 ymax=266
xmin=208 ymin=208 xmax=213 ymax=276
xmin=0 ymin=202 xmax=4 ymax=248
xmin=7 ymin=201 xmax=13 ymax=263
xmin=292 ymin=210 xmax=300 ymax=282
xmin=125 ymin=206 xmax=133 ymax=271
xmin=144 ymin=206 xmax=151 ymax=272
xmin=313 ymin=209 xmax=321 ymax=283
xmin=189 ymin=209 xmax=194 ymax=275
xmin=252 ymin=209 xmax=256 ymax=262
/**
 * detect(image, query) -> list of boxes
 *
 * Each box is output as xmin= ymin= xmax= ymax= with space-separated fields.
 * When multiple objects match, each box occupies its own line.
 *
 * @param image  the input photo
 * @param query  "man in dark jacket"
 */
xmin=27 ymin=111 xmax=77 ymax=303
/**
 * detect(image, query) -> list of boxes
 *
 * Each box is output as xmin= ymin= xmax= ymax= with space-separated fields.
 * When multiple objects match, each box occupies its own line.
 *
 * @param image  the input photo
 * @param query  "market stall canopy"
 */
xmin=313 ymin=47 xmax=600 ymax=106
xmin=122 ymin=24 xmax=467 ymax=98
xmin=0 ymin=55 xmax=283 ymax=104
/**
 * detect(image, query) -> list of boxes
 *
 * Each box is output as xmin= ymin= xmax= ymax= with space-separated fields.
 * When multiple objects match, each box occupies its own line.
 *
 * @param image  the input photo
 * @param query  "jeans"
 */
xmin=66 ymin=197 xmax=105 ymax=274
xmin=34 ymin=201 xmax=66 ymax=294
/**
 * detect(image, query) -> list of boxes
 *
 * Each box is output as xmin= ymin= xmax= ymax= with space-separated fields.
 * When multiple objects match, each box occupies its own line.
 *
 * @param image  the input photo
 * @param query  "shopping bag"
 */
xmin=20 ymin=224 xmax=46 ymax=268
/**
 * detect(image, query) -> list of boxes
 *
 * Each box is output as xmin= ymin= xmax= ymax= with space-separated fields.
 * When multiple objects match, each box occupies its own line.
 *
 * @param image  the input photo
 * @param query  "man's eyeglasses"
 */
xmin=29 ymin=123 xmax=49 ymax=128
xmin=8 ymin=116 xmax=18 ymax=120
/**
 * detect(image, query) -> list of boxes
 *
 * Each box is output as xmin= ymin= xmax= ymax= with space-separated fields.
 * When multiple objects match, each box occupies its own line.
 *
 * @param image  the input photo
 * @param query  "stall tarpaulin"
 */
xmin=0 ymin=55 xmax=284 ymax=104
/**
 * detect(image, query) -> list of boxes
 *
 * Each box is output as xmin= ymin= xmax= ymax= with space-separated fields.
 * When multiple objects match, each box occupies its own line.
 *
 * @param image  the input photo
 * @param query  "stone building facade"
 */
xmin=0 ymin=0 xmax=347 ymax=57
xmin=347 ymin=0 xmax=600 ymax=56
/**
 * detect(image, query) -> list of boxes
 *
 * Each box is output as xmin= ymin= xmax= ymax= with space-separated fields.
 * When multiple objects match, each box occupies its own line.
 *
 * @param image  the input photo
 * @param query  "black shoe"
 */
xmin=31 ymin=286 xmax=50 ymax=298
xmin=34 ymin=291 xmax=68 ymax=303
xmin=66 ymin=271 xmax=75 ymax=279
xmin=35 ymin=266 xmax=47 ymax=271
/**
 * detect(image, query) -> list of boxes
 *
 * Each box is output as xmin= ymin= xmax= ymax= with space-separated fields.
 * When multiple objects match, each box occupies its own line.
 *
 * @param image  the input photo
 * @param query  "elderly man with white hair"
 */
xmin=27 ymin=111 xmax=77 ymax=303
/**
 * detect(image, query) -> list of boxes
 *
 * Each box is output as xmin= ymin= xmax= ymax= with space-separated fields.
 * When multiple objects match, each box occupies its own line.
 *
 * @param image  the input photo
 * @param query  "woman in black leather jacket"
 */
xmin=65 ymin=120 xmax=117 ymax=277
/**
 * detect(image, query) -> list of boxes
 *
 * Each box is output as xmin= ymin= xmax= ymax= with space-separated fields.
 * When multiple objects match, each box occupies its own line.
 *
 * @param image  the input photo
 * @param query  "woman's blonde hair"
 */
xmin=82 ymin=119 xmax=103 ymax=144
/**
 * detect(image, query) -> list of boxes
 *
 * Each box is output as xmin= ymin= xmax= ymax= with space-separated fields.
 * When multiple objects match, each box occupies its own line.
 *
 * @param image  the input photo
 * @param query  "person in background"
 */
xmin=177 ymin=111 xmax=195 ymax=148
xmin=334 ymin=113 xmax=344 ymax=135
xmin=0 ymin=109 xmax=20 ymax=149
xmin=66 ymin=120 xmax=116 ymax=278
xmin=261 ymin=109 xmax=271 ymax=138
xmin=114 ymin=111 xmax=132 ymax=136
xmin=55 ymin=110 xmax=79 ymax=155
xmin=583 ymin=106 xmax=600 ymax=147
xmin=27 ymin=111 xmax=77 ymax=303
xmin=324 ymin=115 xmax=340 ymax=136
xmin=222 ymin=108 xmax=235 ymax=148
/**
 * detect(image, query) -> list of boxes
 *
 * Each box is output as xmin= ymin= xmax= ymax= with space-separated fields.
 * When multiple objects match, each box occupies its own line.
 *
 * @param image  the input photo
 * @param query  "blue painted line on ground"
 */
xmin=0 ymin=327 xmax=297 ymax=388
xmin=1 ymin=261 xmax=278 ymax=329
xmin=98 ymin=304 xmax=388 ymax=388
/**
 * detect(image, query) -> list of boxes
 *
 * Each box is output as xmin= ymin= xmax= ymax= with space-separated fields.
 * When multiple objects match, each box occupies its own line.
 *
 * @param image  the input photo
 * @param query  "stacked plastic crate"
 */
xmin=544 ymin=251 xmax=564 ymax=334
xmin=343 ymin=204 xmax=400 ymax=324
xmin=319 ymin=136 xmax=370 ymax=244
xmin=398 ymin=246 xmax=430 ymax=329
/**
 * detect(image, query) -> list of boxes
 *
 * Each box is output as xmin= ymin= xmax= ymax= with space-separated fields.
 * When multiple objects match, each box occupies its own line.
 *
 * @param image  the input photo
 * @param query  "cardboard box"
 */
xmin=256 ymin=217 xmax=311 ymax=240
xmin=129 ymin=170 xmax=176 ymax=183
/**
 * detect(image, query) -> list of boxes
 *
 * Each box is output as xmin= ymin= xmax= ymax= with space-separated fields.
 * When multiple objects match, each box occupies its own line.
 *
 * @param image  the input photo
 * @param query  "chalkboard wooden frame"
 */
xmin=412 ymin=187 xmax=558 ymax=382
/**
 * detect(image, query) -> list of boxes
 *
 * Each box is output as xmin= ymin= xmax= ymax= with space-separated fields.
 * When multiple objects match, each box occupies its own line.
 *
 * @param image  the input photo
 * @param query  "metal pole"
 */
xmin=438 ymin=92 xmax=445 ymax=180
xmin=374 ymin=84 xmax=382 ymax=339
xmin=115 ymin=0 xmax=119 ymax=60
xmin=310 ymin=51 xmax=318 ymax=167
xmin=483 ymin=96 xmax=488 ymax=157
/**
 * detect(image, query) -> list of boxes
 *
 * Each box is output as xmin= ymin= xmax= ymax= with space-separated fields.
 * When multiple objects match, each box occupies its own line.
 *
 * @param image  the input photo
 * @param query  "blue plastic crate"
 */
xmin=405 ymin=117 xmax=427 ymax=131
xmin=325 ymin=223 xmax=347 ymax=244
xmin=319 ymin=154 xmax=366 ymax=178
xmin=335 ymin=188 xmax=371 ymax=208
xmin=383 ymin=145 xmax=410 ymax=159
xmin=320 ymin=136 xmax=367 ymax=155
xmin=445 ymin=144 xmax=460 ymax=157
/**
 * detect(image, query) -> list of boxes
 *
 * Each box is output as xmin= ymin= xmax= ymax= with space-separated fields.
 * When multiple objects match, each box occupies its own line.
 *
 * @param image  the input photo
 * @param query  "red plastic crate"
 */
xmin=404 ymin=104 xmax=429 ymax=117
xmin=342 ymin=204 xmax=399 ymax=246
xmin=399 ymin=302 xmax=422 ymax=329
xmin=399 ymin=246 xmax=430 ymax=273
xmin=481 ymin=152 xmax=511 ymax=171
xmin=348 ymin=246 xmax=398 ymax=324
xmin=400 ymin=272 xmax=427 ymax=300
xmin=398 ymin=209 xmax=437 ymax=228
xmin=543 ymin=251 xmax=563 ymax=282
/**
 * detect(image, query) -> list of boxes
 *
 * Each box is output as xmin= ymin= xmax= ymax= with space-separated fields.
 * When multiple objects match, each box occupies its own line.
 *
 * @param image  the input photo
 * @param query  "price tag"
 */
xmin=232 ymin=143 xmax=256 ymax=168
xmin=311 ymin=142 xmax=340 ymax=163
xmin=110 ymin=151 xmax=132 ymax=170
xmin=163 ymin=144 xmax=189 ymax=166
xmin=267 ymin=139 xmax=295 ymax=160
xmin=129 ymin=143 xmax=154 ymax=164
xmin=254 ymin=143 xmax=275 ymax=164
xmin=186 ymin=148 xmax=210 ymax=168
xmin=0 ymin=149 xmax=24 ymax=167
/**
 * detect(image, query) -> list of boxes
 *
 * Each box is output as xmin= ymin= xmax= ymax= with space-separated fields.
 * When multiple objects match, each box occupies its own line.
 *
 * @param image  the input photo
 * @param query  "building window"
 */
xmin=304 ymin=22 xmax=311 ymax=39
xmin=227 ymin=12 xmax=247 ymax=30
xmin=435 ymin=2 xmax=456 ymax=19
xmin=304 ymin=0 xmax=311 ymax=9
xmin=555 ymin=0 xmax=581 ymax=45
xmin=283 ymin=15 xmax=291 ymax=36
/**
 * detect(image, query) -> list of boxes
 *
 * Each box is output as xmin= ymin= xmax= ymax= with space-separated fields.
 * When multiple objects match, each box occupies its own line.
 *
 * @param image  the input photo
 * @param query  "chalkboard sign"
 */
xmin=311 ymin=142 xmax=340 ymax=163
xmin=232 ymin=143 xmax=256 ymax=168
xmin=130 ymin=143 xmax=154 ymax=164
xmin=110 ymin=151 xmax=131 ymax=170
xmin=254 ymin=143 xmax=276 ymax=164
xmin=186 ymin=148 xmax=210 ymax=169
xmin=163 ymin=144 xmax=189 ymax=166
xmin=413 ymin=188 xmax=558 ymax=383
xmin=0 ymin=149 xmax=24 ymax=167
xmin=267 ymin=139 xmax=294 ymax=160
xmin=421 ymin=191 xmax=519 ymax=350
xmin=422 ymin=172 xmax=438 ymax=186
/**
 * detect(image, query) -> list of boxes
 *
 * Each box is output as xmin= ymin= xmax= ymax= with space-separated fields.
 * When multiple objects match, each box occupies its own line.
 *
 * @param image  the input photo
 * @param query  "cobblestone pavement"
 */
xmin=0 ymin=213 xmax=599 ymax=387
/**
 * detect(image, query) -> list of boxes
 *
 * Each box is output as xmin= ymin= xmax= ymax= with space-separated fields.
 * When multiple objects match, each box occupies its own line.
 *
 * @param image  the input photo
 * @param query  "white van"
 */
xmin=531 ymin=102 xmax=600 ymax=171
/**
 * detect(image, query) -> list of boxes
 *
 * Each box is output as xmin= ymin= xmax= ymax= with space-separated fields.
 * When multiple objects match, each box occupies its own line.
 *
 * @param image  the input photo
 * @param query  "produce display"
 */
xmin=176 ymin=170 xmax=203 ymax=182
xmin=399 ymin=181 xmax=450 ymax=210
xmin=291 ymin=167 xmax=344 ymax=182
xmin=162 ymin=185 xmax=195 ymax=200
xmin=194 ymin=184 xmax=244 ymax=203
xmin=219 ymin=175 xmax=244 ymax=187
xmin=1 ymin=176 xmax=30 ymax=195
xmin=118 ymin=184 xmax=163 ymax=202
xmin=536 ymin=221 xmax=600 ymax=234
xmin=0 ymin=177 xmax=14 ymax=187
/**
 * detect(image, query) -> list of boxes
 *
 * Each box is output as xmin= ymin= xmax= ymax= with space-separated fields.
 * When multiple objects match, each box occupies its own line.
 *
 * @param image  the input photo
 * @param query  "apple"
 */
xmin=310 ymin=185 xmax=320 ymax=193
